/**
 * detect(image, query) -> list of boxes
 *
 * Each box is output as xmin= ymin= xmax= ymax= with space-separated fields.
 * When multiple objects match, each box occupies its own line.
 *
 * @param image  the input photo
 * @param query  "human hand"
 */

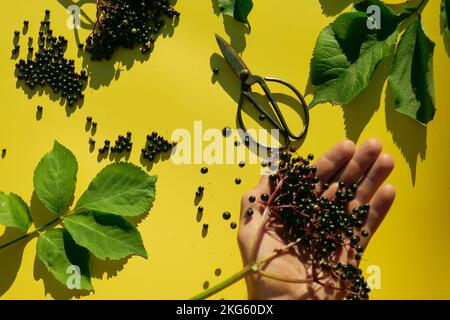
xmin=238 ymin=139 xmax=396 ymax=300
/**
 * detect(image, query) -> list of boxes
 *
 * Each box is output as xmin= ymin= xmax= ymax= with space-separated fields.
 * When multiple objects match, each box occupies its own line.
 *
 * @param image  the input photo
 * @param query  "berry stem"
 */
xmin=416 ymin=0 xmax=427 ymax=12
xmin=0 ymin=207 xmax=83 ymax=251
xmin=190 ymin=265 xmax=252 ymax=300
xmin=249 ymin=177 xmax=284 ymax=263
xmin=190 ymin=238 xmax=303 ymax=300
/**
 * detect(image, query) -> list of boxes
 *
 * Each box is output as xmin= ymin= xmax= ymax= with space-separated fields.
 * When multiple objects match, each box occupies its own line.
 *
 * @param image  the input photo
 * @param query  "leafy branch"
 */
xmin=309 ymin=0 xmax=439 ymax=125
xmin=0 ymin=141 xmax=157 ymax=290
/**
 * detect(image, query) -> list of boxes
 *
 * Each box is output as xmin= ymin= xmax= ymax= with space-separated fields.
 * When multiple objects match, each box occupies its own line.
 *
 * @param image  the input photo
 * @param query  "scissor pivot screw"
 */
xmin=239 ymin=69 xmax=250 ymax=81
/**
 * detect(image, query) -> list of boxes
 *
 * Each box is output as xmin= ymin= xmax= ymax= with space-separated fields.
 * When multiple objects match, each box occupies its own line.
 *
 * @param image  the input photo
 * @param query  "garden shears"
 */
xmin=215 ymin=34 xmax=309 ymax=150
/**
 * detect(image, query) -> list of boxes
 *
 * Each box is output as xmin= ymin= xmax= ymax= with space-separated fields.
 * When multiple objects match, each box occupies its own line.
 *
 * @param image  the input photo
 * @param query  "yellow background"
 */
xmin=1 ymin=0 xmax=449 ymax=299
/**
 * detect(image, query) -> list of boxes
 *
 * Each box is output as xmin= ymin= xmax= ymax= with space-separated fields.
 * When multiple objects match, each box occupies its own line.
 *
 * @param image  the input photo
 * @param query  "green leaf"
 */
xmin=309 ymin=0 xmax=414 ymax=108
xmin=75 ymin=163 xmax=157 ymax=217
xmin=217 ymin=0 xmax=234 ymax=17
xmin=36 ymin=229 xmax=92 ymax=291
xmin=217 ymin=0 xmax=253 ymax=23
xmin=354 ymin=0 xmax=401 ymax=39
xmin=389 ymin=16 xmax=436 ymax=125
xmin=310 ymin=21 xmax=398 ymax=107
xmin=0 ymin=192 xmax=32 ymax=231
xmin=234 ymin=0 xmax=253 ymax=23
xmin=33 ymin=141 xmax=78 ymax=214
xmin=64 ymin=212 xmax=147 ymax=260
xmin=330 ymin=12 xmax=369 ymax=63
xmin=442 ymin=0 xmax=450 ymax=38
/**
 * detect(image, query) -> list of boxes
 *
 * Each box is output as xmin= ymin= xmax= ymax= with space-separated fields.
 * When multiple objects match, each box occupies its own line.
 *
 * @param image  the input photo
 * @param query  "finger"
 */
xmin=334 ymin=139 xmax=382 ymax=185
xmin=315 ymin=140 xmax=355 ymax=189
xmin=360 ymin=184 xmax=396 ymax=248
xmin=321 ymin=139 xmax=382 ymax=200
xmin=354 ymin=154 xmax=394 ymax=205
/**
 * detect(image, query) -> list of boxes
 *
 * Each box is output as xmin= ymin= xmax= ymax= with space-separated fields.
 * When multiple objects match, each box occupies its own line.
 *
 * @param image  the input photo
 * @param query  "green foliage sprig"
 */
xmin=310 ymin=0 xmax=439 ymax=125
xmin=0 ymin=141 xmax=157 ymax=291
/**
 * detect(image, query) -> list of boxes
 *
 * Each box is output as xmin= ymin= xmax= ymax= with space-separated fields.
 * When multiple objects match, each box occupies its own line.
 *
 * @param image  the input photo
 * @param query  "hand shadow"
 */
xmin=0 ymin=228 xmax=30 ymax=297
xmin=385 ymin=83 xmax=426 ymax=186
xmin=342 ymin=57 xmax=392 ymax=142
xmin=211 ymin=0 xmax=250 ymax=54
xmin=210 ymin=53 xmax=307 ymax=155
xmin=57 ymin=0 xmax=180 ymax=89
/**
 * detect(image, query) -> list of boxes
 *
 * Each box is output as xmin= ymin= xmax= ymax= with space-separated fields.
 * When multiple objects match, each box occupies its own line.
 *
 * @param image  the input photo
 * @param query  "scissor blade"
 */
xmin=215 ymin=34 xmax=250 ymax=78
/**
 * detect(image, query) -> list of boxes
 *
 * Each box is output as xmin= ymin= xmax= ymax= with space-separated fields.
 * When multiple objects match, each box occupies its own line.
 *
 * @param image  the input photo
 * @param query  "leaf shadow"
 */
xmin=211 ymin=0 xmax=250 ymax=54
xmin=440 ymin=6 xmax=450 ymax=57
xmin=318 ymin=0 xmax=356 ymax=16
xmin=33 ymin=255 xmax=92 ymax=300
xmin=0 ymin=228 xmax=29 ymax=297
xmin=342 ymin=57 xmax=392 ymax=142
xmin=57 ymin=0 xmax=180 ymax=90
xmin=385 ymin=83 xmax=426 ymax=186
xmin=29 ymin=191 xmax=61 ymax=228
xmin=89 ymin=256 xmax=129 ymax=281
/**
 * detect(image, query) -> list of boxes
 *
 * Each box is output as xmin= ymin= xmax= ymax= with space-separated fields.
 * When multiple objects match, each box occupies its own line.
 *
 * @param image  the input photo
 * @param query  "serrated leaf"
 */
xmin=442 ymin=0 xmax=450 ymax=38
xmin=354 ymin=0 xmax=401 ymax=39
xmin=33 ymin=141 xmax=78 ymax=214
xmin=330 ymin=12 xmax=369 ymax=62
xmin=217 ymin=0 xmax=253 ymax=23
xmin=234 ymin=0 xmax=253 ymax=23
xmin=217 ymin=0 xmax=234 ymax=17
xmin=36 ymin=229 xmax=92 ymax=291
xmin=64 ymin=212 xmax=147 ymax=260
xmin=389 ymin=16 xmax=436 ymax=125
xmin=0 ymin=192 xmax=32 ymax=231
xmin=310 ymin=22 xmax=398 ymax=107
xmin=75 ymin=163 xmax=157 ymax=217
xmin=309 ymin=0 xmax=413 ymax=108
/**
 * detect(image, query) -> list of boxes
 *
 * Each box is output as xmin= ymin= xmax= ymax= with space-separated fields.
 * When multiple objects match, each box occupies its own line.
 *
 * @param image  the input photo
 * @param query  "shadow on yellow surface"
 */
xmin=33 ymin=253 xmax=130 ymax=299
xmin=211 ymin=0 xmax=250 ymax=54
xmin=55 ymin=0 xmax=179 ymax=90
xmin=318 ymin=0 xmax=355 ymax=16
xmin=385 ymin=83 xmax=427 ymax=185
xmin=342 ymin=58 xmax=390 ymax=143
xmin=0 ymin=228 xmax=28 ymax=297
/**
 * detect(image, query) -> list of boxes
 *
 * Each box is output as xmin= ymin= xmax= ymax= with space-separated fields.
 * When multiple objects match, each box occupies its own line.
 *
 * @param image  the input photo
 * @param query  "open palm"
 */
xmin=238 ymin=139 xmax=396 ymax=300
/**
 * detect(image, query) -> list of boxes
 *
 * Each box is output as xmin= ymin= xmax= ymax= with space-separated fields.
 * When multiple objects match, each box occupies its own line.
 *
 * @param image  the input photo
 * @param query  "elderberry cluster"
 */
xmin=85 ymin=0 xmax=180 ymax=60
xmin=13 ymin=14 xmax=88 ymax=106
xmin=99 ymin=132 xmax=133 ymax=154
xmin=264 ymin=151 xmax=371 ymax=300
xmin=141 ymin=132 xmax=175 ymax=161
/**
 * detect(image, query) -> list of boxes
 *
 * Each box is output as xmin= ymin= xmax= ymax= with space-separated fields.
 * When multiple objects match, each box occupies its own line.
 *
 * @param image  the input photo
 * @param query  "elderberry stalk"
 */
xmin=263 ymin=151 xmax=371 ymax=300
